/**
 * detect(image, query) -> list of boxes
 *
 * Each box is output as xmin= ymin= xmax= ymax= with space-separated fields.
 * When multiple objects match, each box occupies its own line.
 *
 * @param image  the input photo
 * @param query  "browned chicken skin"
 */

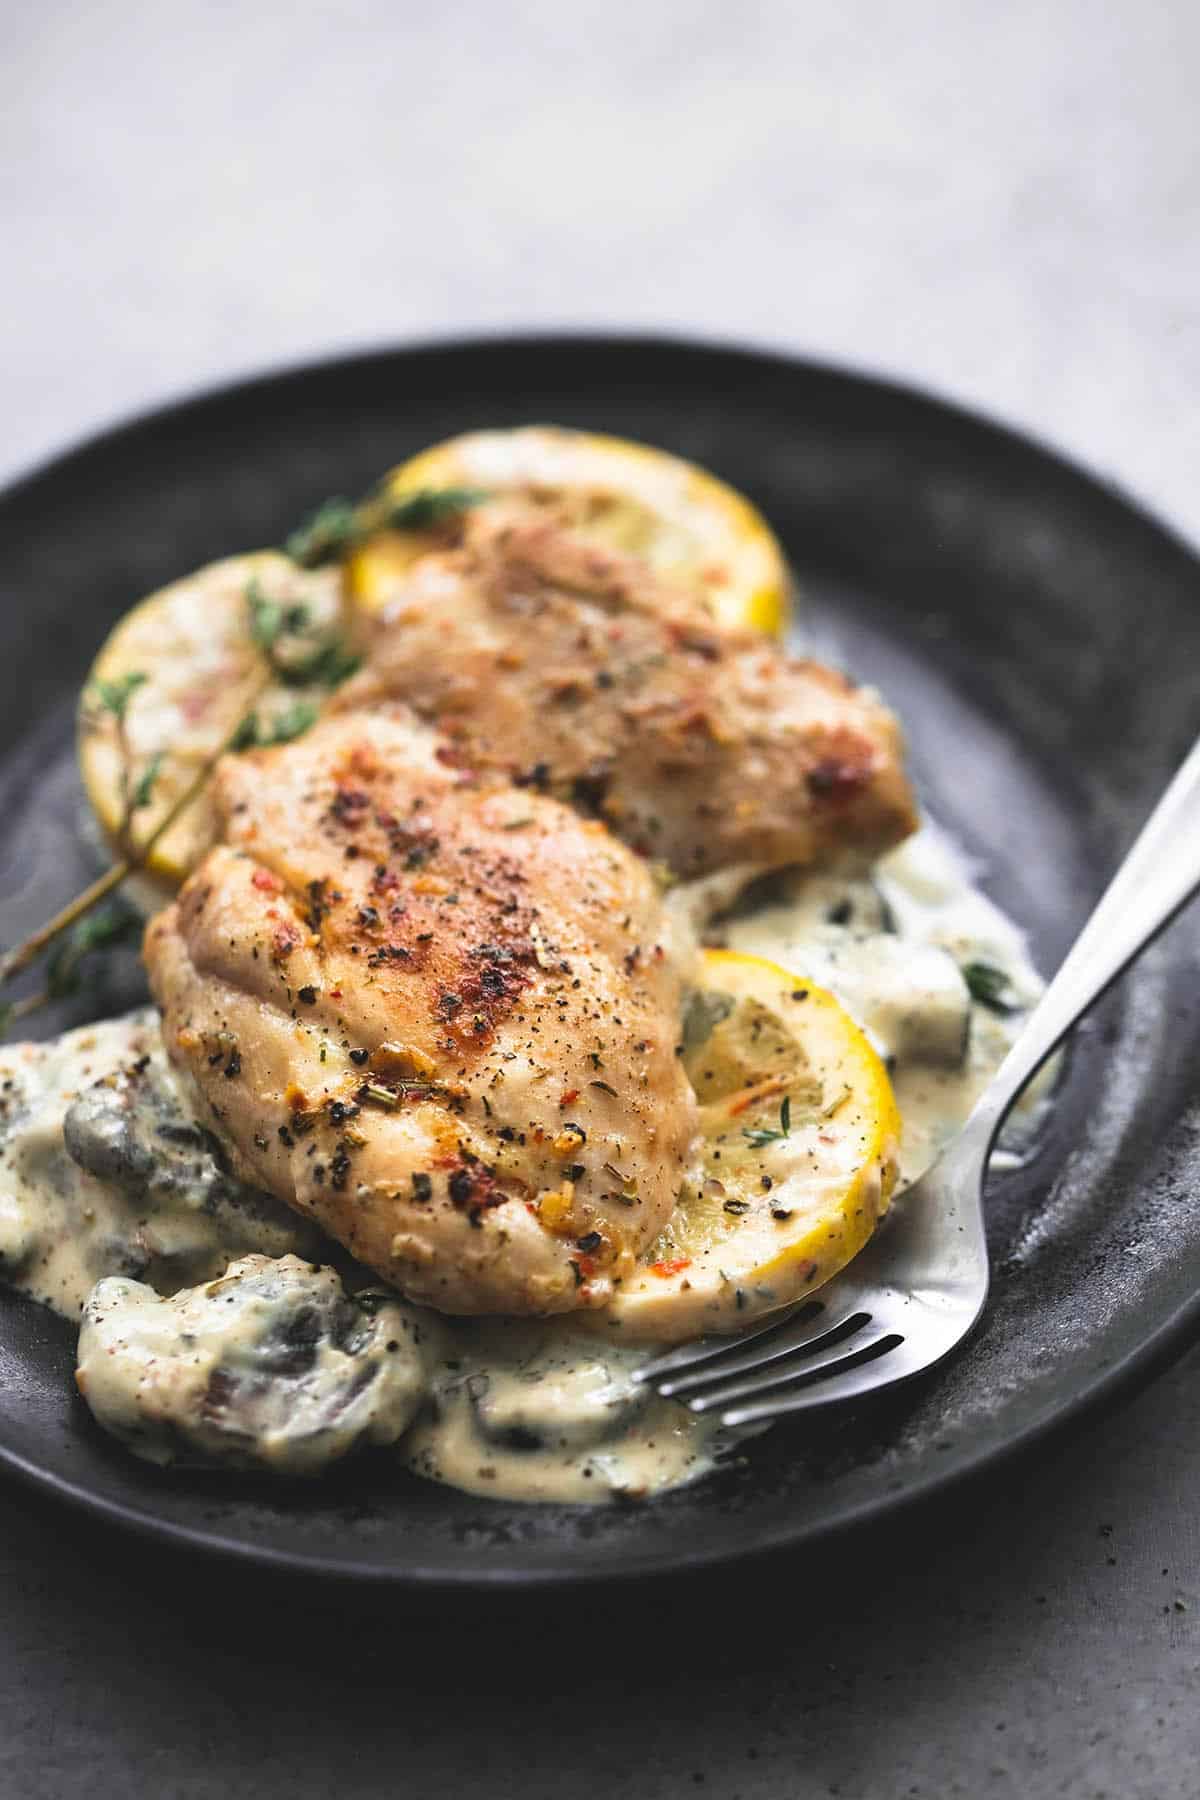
xmin=144 ymin=714 xmax=698 ymax=1315
xmin=334 ymin=513 xmax=917 ymax=878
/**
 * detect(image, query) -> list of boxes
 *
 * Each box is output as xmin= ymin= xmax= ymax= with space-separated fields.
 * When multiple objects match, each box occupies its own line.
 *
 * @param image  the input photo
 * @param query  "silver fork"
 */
xmin=636 ymin=735 xmax=1200 ymax=1429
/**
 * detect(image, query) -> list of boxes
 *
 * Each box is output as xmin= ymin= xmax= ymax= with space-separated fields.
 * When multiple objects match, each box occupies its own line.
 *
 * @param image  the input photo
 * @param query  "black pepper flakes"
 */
xmin=448 ymin=1169 xmax=474 ymax=1206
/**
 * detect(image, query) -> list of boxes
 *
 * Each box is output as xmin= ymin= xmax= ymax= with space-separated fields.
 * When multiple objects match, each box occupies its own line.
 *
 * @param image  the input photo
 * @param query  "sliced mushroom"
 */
xmin=76 ymin=1254 xmax=435 ymax=1473
xmin=63 ymin=1057 xmax=324 ymax=1284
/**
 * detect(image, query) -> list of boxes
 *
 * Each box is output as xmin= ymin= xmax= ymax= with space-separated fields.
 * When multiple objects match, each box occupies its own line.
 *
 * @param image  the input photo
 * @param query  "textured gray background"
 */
xmin=3 ymin=3 xmax=1199 ymax=1796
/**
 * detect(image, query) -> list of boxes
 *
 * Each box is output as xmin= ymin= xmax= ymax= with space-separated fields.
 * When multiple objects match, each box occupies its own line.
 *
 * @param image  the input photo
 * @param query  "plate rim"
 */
xmin=3 ymin=328 xmax=1199 ymax=1588
xmin=3 ymin=1279 xmax=1198 ymax=1591
xmin=3 ymin=326 xmax=1198 ymax=572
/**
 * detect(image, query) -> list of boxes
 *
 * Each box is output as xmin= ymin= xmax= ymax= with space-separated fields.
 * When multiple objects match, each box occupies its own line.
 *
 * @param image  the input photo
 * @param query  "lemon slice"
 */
xmin=78 ymin=552 xmax=353 ymax=894
xmin=603 ymin=949 xmax=900 ymax=1343
xmin=347 ymin=426 xmax=792 ymax=634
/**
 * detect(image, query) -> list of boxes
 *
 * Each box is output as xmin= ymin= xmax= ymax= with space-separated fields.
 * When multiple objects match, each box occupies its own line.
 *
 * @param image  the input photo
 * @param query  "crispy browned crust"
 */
xmin=144 ymin=713 xmax=697 ymax=1315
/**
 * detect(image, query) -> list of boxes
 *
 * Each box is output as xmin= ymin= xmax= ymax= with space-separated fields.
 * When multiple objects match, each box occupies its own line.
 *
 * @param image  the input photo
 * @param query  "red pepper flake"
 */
xmin=348 ymin=746 xmax=380 ymax=779
xmin=329 ymin=988 xmax=343 ymax=1000
xmin=252 ymin=868 xmax=283 ymax=894
xmin=179 ymin=689 xmax=214 ymax=724
xmin=649 ymin=1258 xmax=692 ymax=1278
xmin=558 ymin=1088 xmax=580 ymax=1107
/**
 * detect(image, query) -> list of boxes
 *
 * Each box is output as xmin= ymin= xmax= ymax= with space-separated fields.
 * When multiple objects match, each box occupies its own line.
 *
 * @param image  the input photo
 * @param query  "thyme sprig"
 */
xmin=1 ymin=483 xmax=479 ymax=1036
xmin=285 ymin=485 xmax=487 ymax=568
xmin=83 ymin=671 xmax=166 ymax=849
xmin=0 ymin=904 xmax=142 ymax=1038
xmin=0 ymin=674 xmax=274 ymax=1008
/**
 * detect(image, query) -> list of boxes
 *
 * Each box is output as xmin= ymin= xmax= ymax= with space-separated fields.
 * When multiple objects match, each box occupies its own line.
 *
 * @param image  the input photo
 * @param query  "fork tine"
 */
xmin=656 ymin=1307 xmax=870 ymax=1398
xmin=718 ymin=1335 xmax=922 ymax=1425
xmin=631 ymin=1304 xmax=822 ymax=1384
xmin=686 ymin=1330 xmax=904 ymax=1413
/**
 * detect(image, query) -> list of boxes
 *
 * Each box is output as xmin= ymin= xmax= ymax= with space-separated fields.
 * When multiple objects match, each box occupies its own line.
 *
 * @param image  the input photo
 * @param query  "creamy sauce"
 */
xmin=404 ymin=1318 xmax=731 ymax=1502
xmin=0 ymin=1012 xmax=322 ymax=1319
xmin=716 ymin=824 xmax=1048 ymax=1189
xmin=1 ymin=823 xmax=1046 ymax=1502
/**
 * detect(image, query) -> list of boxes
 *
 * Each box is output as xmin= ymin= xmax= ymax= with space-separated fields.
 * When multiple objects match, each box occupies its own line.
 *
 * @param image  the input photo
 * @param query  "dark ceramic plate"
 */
xmin=2 ymin=335 xmax=1199 ymax=1588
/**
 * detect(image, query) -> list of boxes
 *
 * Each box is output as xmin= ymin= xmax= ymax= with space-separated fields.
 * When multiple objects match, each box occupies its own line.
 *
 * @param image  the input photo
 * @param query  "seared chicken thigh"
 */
xmin=335 ymin=514 xmax=917 ymax=877
xmin=144 ymin=714 xmax=697 ymax=1315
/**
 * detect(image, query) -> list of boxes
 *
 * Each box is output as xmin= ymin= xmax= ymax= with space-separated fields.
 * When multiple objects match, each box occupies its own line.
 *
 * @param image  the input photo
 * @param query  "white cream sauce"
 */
xmin=0 ymin=1012 xmax=322 ymax=1319
xmin=0 ymin=822 xmax=1047 ymax=1502
xmin=716 ymin=823 xmax=1048 ymax=1190
xmin=403 ymin=1318 xmax=733 ymax=1502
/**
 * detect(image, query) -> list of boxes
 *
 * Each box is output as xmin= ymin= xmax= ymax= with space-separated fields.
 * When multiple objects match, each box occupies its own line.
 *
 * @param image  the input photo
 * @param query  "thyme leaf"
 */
xmin=90 ymin=671 xmax=147 ymax=721
xmin=382 ymin=487 xmax=489 ymax=533
xmin=235 ymin=702 xmax=321 ymax=750
xmin=284 ymin=498 xmax=360 ymax=569
xmin=229 ymin=712 xmax=262 ymax=752
xmin=278 ymin=638 xmax=362 ymax=690
xmin=246 ymin=580 xmax=287 ymax=653
xmin=266 ymin=702 xmax=320 ymax=744
xmin=131 ymin=750 xmax=165 ymax=810
xmin=963 ymin=960 xmax=1018 ymax=1015
xmin=361 ymin=1083 xmax=400 ymax=1110
xmin=44 ymin=900 xmax=142 ymax=1001
xmin=285 ymin=486 xmax=487 ymax=569
xmin=244 ymin=580 xmax=359 ymax=693
xmin=743 ymin=1094 xmax=792 ymax=1149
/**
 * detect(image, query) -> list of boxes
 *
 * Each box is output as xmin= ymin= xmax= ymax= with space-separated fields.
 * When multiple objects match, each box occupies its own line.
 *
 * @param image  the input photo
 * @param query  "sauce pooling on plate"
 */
xmin=0 ymin=1012 xmax=321 ymax=1319
xmin=0 ymin=824 xmax=1046 ymax=1503
xmin=715 ymin=823 xmax=1051 ymax=1190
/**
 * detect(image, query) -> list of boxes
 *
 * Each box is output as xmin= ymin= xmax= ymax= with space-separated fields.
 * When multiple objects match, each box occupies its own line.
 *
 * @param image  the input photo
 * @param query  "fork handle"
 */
xmin=966 ymin=732 xmax=1200 ymax=1145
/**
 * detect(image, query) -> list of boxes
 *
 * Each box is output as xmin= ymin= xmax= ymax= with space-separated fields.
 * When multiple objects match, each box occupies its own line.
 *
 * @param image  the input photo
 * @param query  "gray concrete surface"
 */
xmin=3 ymin=3 xmax=1199 ymax=1795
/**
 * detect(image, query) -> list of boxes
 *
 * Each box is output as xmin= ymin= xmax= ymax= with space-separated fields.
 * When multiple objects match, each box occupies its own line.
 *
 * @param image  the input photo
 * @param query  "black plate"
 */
xmin=2 ymin=334 xmax=1199 ymax=1588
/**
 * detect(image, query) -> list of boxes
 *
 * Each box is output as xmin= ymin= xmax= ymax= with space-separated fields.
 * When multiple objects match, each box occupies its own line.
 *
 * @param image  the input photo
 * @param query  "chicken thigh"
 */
xmin=334 ymin=513 xmax=917 ymax=877
xmin=144 ymin=713 xmax=698 ymax=1315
